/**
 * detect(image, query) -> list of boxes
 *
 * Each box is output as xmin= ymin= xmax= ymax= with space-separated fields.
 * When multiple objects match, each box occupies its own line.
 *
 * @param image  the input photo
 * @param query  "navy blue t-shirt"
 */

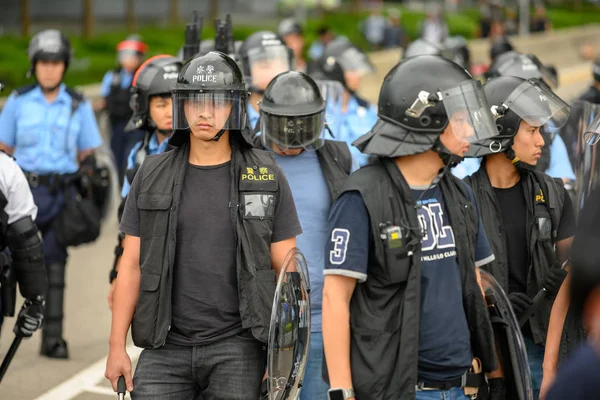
xmin=324 ymin=184 xmax=494 ymax=382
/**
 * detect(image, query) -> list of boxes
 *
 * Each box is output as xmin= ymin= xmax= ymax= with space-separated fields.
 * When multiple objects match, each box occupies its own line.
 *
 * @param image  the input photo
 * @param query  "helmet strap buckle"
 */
xmin=491 ymin=104 xmax=508 ymax=120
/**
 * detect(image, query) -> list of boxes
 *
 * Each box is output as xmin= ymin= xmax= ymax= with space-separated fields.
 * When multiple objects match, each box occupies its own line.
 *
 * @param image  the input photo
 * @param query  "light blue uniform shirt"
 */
xmin=100 ymin=69 xmax=134 ymax=98
xmin=121 ymin=132 xmax=170 ymax=198
xmin=328 ymin=96 xmax=378 ymax=167
xmin=0 ymin=84 xmax=102 ymax=174
xmin=247 ymin=103 xmax=260 ymax=134
xmin=452 ymin=134 xmax=576 ymax=180
xmin=273 ymin=150 xmax=331 ymax=332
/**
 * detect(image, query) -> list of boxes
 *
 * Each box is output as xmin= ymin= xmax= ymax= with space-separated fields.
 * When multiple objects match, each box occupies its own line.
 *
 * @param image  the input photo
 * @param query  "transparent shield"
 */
xmin=503 ymin=79 xmax=570 ymax=129
xmin=480 ymin=270 xmax=533 ymax=400
xmin=441 ymin=79 xmax=498 ymax=143
xmin=267 ymin=248 xmax=311 ymax=400
xmin=93 ymin=145 xmax=120 ymax=222
xmin=172 ymin=91 xmax=246 ymax=131
xmin=248 ymin=46 xmax=293 ymax=90
xmin=585 ymin=112 xmax=600 ymax=146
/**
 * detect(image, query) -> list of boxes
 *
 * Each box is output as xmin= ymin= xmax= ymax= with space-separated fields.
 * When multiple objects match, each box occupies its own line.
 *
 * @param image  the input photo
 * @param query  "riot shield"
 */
xmin=92 ymin=145 xmax=120 ymax=221
xmin=266 ymin=248 xmax=311 ymax=400
xmin=558 ymin=100 xmax=600 ymax=213
xmin=480 ymin=270 xmax=533 ymax=400
xmin=315 ymin=79 xmax=345 ymax=133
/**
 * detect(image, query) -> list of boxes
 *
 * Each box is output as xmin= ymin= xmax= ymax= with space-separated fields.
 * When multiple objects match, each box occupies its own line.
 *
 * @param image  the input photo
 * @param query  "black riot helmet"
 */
xmin=126 ymin=55 xmax=182 ymax=133
xmin=27 ymin=29 xmax=71 ymax=77
xmin=465 ymin=76 xmax=571 ymax=167
xmin=403 ymin=38 xmax=445 ymax=59
xmin=354 ymin=55 xmax=497 ymax=164
xmin=489 ymin=36 xmax=514 ymax=62
xmin=238 ymin=31 xmax=294 ymax=93
xmin=488 ymin=51 xmax=558 ymax=88
xmin=278 ymin=18 xmax=304 ymax=37
xmin=322 ymin=36 xmax=375 ymax=76
xmin=444 ymin=36 xmax=471 ymax=71
xmin=259 ymin=71 xmax=326 ymax=151
xmin=171 ymin=51 xmax=249 ymax=145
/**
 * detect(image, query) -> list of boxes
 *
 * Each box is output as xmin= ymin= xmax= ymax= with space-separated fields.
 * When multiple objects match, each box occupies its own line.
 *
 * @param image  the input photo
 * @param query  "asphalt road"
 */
xmin=0 ymin=62 xmax=594 ymax=400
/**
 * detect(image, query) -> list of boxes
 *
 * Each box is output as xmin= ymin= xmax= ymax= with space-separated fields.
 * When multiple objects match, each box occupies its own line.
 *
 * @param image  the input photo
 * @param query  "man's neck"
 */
xmin=188 ymin=131 xmax=232 ymax=166
xmin=394 ymin=150 xmax=445 ymax=186
xmin=42 ymin=86 xmax=61 ymax=104
xmin=249 ymin=92 xmax=262 ymax=112
xmin=485 ymin=153 xmax=520 ymax=188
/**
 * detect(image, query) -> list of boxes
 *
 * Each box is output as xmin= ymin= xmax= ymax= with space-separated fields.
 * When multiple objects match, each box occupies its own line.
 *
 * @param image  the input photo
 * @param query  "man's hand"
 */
xmin=508 ymin=292 xmax=533 ymax=319
xmin=105 ymin=347 xmax=133 ymax=392
xmin=13 ymin=297 xmax=44 ymax=338
xmin=543 ymin=264 xmax=568 ymax=300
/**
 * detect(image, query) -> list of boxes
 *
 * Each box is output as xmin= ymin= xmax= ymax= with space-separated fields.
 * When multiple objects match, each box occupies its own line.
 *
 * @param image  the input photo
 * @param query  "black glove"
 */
xmin=13 ymin=297 xmax=45 ymax=338
xmin=543 ymin=263 xmax=568 ymax=300
xmin=508 ymin=292 xmax=533 ymax=319
xmin=488 ymin=378 xmax=506 ymax=400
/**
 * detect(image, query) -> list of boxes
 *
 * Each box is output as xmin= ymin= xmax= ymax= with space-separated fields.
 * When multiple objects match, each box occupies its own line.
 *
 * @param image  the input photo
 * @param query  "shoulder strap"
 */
xmin=14 ymin=84 xmax=37 ymax=96
xmin=321 ymin=140 xmax=353 ymax=175
xmin=65 ymin=87 xmax=84 ymax=115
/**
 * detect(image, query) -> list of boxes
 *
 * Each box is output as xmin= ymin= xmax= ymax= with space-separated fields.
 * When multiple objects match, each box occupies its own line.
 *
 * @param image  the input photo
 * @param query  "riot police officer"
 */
xmin=107 ymin=55 xmax=182 ymax=310
xmin=322 ymin=55 xmax=501 ymax=400
xmin=0 ymin=29 xmax=103 ymax=359
xmin=255 ymin=71 xmax=354 ymax=399
xmin=313 ymin=37 xmax=378 ymax=167
xmin=464 ymin=76 xmax=576 ymax=399
xmin=105 ymin=51 xmax=301 ymax=398
xmin=238 ymin=31 xmax=294 ymax=132
xmin=0 ymin=83 xmax=46 ymax=343
xmin=579 ymin=58 xmax=600 ymax=104
xmin=278 ymin=18 xmax=308 ymax=72
xmin=99 ymin=34 xmax=148 ymax=182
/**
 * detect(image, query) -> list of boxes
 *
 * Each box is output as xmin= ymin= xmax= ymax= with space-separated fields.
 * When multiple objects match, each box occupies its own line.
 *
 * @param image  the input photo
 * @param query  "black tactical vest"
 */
xmin=105 ymin=68 xmax=133 ymax=122
xmin=336 ymin=158 xmax=497 ymax=400
xmin=0 ymin=189 xmax=8 ymax=251
xmin=465 ymin=165 xmax=565 ymax=345
xmin=131 ymin=140 xmax=281 ymax=348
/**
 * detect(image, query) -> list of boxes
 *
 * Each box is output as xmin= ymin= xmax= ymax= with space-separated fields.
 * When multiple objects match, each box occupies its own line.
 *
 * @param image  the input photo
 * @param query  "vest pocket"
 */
xmin=536 ymin=216 xmax=552 ymax=241
xmin=241 ymin=193 xmax=276 ymax=220
xmin=350 ymin=327 xmax=399 ymax=393
xmin=132 ymin=272 xmax=161 ymax=348
xmin=385 ymin=248 xmax=411 ymax=283
xmin=137 ymin=194 xmax=172 ymax=237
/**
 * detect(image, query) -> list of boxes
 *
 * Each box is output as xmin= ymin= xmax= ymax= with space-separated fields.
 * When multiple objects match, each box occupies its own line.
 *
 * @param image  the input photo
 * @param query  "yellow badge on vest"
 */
xmin=535 ymin=188 xmax=545 ymax=204
xmin=241 ymin=166 xmax=275 ymax=181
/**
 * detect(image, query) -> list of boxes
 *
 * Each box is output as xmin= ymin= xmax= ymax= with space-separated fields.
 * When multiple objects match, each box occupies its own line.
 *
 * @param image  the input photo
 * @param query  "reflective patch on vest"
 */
xmin=241 ymin=166 xmax=276 ymax=182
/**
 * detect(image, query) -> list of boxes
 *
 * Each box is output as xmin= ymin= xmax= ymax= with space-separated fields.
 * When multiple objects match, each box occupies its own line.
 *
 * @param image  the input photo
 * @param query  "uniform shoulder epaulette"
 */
xmin=13 ymin=84 xmax=37 ymax=96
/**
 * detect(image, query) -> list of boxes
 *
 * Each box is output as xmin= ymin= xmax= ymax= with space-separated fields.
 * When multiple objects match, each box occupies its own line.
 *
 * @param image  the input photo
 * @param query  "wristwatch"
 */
xmin=327 ymin=388 xmax=355 ymax=400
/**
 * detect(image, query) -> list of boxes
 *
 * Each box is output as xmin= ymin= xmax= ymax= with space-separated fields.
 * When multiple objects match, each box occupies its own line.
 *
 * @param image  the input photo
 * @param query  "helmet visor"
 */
xmin=498 ymin=55 xmax=558 ymax=88
xmin=172 ymin=91 xmax=246 ymax=131
xmin=247 ymin=45 xmax=293 ymax=89
xmin=503 ymin=79 xmax=570 ymax=129
xmin=441 ymin=79 xmax=498 ymax=144
xmin=260 ymin=112 xmax=326 ymax=151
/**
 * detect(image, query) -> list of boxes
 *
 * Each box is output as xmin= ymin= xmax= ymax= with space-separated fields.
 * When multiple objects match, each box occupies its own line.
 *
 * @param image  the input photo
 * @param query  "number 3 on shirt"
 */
xmin=330 ymin=228 xmax=350 ymax=265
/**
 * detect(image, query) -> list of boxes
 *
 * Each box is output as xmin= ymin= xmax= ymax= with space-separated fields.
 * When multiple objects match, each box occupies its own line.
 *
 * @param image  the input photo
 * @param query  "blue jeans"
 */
xmin=525 ymin=335 xmax=544 ymax=400
xmin=132 ymin=332 xmax=266 ymax=400
xmin=300 ymin=332 xmax=329 ymax=400
xmin=415 ymin=387 xmax=471 ymax=400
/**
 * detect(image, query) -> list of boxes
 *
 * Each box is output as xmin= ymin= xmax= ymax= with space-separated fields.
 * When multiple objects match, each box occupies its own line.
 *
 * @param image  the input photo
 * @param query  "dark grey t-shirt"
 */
xmin=120 ymin=158 xmax=302 ymax=346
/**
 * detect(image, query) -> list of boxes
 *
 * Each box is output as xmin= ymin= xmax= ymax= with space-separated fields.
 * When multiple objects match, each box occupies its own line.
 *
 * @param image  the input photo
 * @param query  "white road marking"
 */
xmin=34 ymin=345 xmax=143 ymax=400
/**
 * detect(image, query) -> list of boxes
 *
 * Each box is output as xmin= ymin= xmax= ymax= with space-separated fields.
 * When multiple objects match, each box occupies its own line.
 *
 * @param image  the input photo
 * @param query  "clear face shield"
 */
xmin=260 ymin=111 xmax=326 ymax=152
xmin=440 ymin=80 xmax=499 ymax=145
xmin=502 ymin=79 xmax=570 ymax=130
xmin=172 ymin=91 xmax=246 ymax=131
xmin=248 ymin=46 xmax=293 ymax=91
xmin=584 ymin=111 xmax=600 ymax=146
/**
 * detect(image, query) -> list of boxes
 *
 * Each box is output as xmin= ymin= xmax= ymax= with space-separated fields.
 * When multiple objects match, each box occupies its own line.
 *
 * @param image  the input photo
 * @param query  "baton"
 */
xmin=117 ymin=375 xmax=126 ymax=399
xmin=0 ymin=335 xmax=23 ymax=383
xmin=518 ymin=259 xmax=569 ymax=327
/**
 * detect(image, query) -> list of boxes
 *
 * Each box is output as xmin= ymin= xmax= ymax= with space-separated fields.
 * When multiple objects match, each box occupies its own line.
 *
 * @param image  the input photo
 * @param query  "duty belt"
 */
xmin=23 ymin=172 xmax=71 ymax=189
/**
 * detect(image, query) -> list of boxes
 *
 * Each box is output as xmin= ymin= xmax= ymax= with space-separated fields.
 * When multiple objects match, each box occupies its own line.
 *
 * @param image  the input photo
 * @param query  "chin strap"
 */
xmin=505 ymin=142 xmax=536 ymax=172
xmin=157 ymin=128 xmax=172 ymax=136
xmin=432 ymin=138 xmax=463 ymax=168
xmin=212 ymin=128 xmax=228 ymax=141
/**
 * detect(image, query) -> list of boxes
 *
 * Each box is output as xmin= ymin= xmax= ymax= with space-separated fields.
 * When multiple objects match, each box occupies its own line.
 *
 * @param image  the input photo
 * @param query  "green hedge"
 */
xmin=0 ymin=6 xmax=597 ymax=93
